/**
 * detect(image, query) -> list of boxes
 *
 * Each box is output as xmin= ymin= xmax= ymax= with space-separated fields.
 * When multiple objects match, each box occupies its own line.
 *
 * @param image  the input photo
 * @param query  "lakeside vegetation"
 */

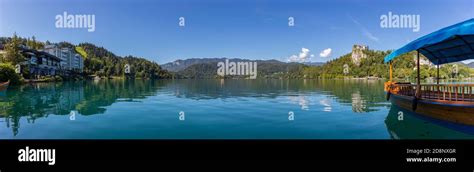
xmin=0 ymin=63 xmax=21 ymax=85
xmin=0 ymin=34 xmax=172 ymax=85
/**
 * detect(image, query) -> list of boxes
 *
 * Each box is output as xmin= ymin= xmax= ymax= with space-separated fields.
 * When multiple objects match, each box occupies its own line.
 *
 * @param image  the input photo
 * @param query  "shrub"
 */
xmin=0 ymin=63 xmax=21 ymax=85
xmin=54 ymin=75 xmax=63 ymax=81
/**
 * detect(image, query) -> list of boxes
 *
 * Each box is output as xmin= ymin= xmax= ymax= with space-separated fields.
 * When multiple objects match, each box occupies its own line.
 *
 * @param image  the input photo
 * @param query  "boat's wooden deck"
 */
xmin=392 ymin=83 xmax=474 ymax=103
xmin=419 ymin=91 xmax=474 ymax=102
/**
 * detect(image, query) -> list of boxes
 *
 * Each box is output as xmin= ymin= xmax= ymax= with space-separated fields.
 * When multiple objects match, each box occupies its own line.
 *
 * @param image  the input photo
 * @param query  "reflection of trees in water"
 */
xmin=0 ymin=80 xmax=163 ymax=136
xmin=76 ymin=80 xmax=163 ymax=115
xmin=169 ymin=79 xmax=288 ymax=100
xmin=1 ymin=82 xmax=83 ymax=135
xmin=168 ymin=79 xmax=388 ymax=113
xmin=385 ymin=105 xmax=474 ymax=139
xmin=318 ymin=79 xmax=388 ymax=113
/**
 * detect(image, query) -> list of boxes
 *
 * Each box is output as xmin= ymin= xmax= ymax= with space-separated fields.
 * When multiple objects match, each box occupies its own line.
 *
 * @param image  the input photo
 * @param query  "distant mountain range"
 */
xmin=303 ymin=62 xmax=325 ymax=66
xmin=161 ymin=58 xmax=320 ymax=78
xmin=468 ymin=62 xmax=474 ymax=68
xmin=161 ymin=58 xmax=324 ymax=72
xmin=161 ymin=58 xmax=232 ymax=72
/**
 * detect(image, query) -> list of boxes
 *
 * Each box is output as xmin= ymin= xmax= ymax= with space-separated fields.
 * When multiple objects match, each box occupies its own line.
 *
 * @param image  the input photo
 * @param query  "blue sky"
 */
xmin=0 ymin=0 xmax=473 ymax=64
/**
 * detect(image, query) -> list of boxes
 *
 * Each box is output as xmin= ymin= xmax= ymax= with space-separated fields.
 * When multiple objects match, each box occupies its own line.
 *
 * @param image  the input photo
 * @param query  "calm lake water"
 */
xmin=0 ymin=79 xmax=473 ymax=139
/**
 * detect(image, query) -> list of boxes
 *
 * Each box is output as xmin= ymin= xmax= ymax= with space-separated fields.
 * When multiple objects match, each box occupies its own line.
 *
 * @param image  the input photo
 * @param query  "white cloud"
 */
xmin=462 ymin=59 xmax=474 ymax=64
xmin=288 ymin=55 xmax=299 ymax=62
xmin=319 ymin=48 xmax=332 ymax=58
xmin=288 ymin=48 xmax=314 ymax=62
xmin=299 ymin=48 xmax=310 ymax=58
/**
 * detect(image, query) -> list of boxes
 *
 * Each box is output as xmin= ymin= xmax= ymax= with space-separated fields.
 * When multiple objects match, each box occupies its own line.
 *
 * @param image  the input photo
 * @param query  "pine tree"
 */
xmin=3 ymin=33 xmax=25 ymax=65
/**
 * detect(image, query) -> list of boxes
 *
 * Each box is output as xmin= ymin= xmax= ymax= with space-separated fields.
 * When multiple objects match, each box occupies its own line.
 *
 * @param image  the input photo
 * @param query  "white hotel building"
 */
xmin=43 ymin=44 xmax=84 ymax=72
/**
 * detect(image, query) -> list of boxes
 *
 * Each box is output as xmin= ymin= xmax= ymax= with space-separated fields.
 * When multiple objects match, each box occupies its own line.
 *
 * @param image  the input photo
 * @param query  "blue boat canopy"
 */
xmin=384 ymin=18 xmax=474 ymax=65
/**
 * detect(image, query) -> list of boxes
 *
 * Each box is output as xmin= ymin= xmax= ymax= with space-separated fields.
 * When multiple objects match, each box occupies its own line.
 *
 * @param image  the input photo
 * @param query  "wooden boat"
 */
xmin=385 ymin=105 xmax=474 ymax=138
xmin=0 ymin=80 xmax=9 ymax=92
xmin=384 ymin=18 xmax=474 ymax=126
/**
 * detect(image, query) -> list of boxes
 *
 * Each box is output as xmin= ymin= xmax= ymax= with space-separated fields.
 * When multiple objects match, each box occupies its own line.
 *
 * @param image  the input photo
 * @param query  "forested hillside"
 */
xmin=302 ymin=49 xmax=473 ymax=80
xmin=77 ymin=43 xmax=171 ymax=79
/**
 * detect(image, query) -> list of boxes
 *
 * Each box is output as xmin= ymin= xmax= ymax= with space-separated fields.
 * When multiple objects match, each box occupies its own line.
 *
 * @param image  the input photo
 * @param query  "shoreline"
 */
xmin=13 ymin=76 xmax=474 ymax=86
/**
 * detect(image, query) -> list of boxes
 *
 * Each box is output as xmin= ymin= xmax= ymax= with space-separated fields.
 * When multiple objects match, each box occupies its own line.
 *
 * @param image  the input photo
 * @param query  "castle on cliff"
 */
xmin=351 ymin=44 xmax=368 ymax=66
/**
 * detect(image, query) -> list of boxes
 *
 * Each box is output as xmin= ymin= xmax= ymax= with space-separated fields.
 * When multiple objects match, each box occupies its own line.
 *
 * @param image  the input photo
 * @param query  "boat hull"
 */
xmin=390 ymin=93 xmax=474 ymax=126
xmin=0 ymin=81 xmax=9 ymax=92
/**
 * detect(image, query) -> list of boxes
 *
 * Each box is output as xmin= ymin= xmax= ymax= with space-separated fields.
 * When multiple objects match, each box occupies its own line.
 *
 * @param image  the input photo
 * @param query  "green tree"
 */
xmin=2 ymin=33 xmax=25 ymax=65
xmin=0 ymin=63 xmax=21 ymax=85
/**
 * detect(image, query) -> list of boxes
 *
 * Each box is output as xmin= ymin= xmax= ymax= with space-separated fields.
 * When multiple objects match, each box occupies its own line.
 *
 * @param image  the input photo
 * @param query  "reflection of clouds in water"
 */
xmin=288 ymin=96 xmax=310 ymax=110
xmin=319 ymin=99 xmax=332 ymax=112
xmin=288 ymin=96 xmax=333 ymax=111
